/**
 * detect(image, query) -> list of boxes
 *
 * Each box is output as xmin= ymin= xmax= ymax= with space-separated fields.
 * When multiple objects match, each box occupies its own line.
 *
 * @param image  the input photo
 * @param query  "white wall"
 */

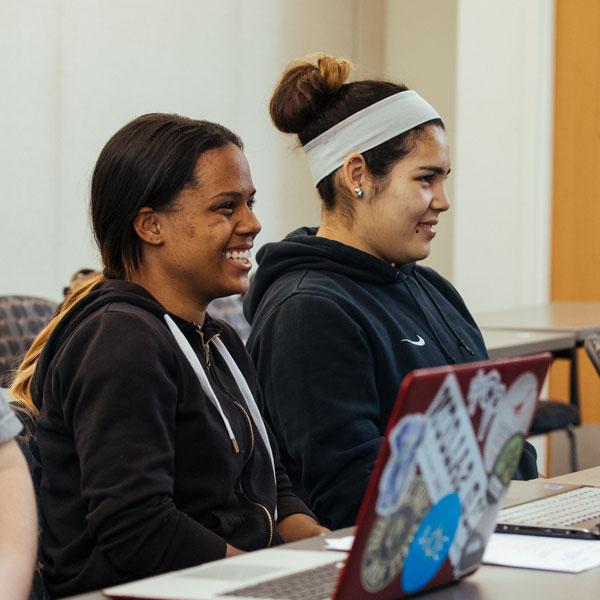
xmin=0 ymin=0 xmax=377 ymax=300
xmin=453 ymin=0 xmax=555 ymax=311
xmin=0 ymin=0 xmax=554 ymax=310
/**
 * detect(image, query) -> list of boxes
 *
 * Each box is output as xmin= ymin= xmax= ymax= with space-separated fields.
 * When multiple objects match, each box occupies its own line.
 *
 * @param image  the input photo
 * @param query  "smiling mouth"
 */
xmin=416 ymin=223 xmax=436 ymax=234
xmin=224 ymin=249 xmax=252 ymax=266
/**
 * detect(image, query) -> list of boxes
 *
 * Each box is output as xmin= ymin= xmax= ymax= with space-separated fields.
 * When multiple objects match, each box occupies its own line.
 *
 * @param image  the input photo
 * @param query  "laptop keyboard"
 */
xmin=220 ymin=560 xmax=344 ymax=600
xmin=499 ymin=487 xmax=600 ymax=527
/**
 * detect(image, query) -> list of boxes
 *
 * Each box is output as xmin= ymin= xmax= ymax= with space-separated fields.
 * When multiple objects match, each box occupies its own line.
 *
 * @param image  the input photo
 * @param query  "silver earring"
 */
xmin=354 ymin=186 xmax=364 ymax=199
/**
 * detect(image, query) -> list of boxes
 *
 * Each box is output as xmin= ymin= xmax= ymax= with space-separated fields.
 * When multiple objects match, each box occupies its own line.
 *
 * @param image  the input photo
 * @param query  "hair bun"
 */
xmin=270 ymin=53 xmax=353 ymax=136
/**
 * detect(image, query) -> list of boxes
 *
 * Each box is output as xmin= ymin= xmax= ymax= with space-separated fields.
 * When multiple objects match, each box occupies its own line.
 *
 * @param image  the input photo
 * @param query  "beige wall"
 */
xmin=383 ymin=0 xmax=458 ymax=280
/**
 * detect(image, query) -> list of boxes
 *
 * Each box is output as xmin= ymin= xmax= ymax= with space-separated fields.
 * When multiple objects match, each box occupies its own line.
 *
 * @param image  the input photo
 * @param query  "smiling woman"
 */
xmin=243 ymin=54 xmax=539 ymax=530
xmin=9 ymin=113 xmax=326 ymax=597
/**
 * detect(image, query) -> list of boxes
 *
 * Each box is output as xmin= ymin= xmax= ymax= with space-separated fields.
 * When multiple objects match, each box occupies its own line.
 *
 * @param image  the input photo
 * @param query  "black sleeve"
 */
xmin=58 ymin=309 xmax=227 ymax=577
xmin=248 ymin=293 xmax=383 ymax=529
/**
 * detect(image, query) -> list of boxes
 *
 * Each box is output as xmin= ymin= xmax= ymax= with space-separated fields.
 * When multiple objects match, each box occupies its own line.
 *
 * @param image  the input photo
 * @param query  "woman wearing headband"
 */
xmin=243 ymin=55 xmax=538 ymax=529
xmin=11 ymin=114 xmax=325 ymax=597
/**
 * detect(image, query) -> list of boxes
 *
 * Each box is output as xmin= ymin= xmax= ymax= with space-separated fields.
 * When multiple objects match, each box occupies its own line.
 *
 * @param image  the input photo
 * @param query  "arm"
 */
xmin=277 ymin=513 xmax=330 ymax=542
xmin=60 ymin=311 xmax=228 ymax=578
xmin=249 ymin=293 xmax=383 ymax=529
xmin=0 ymin=439 xmax=37 ymax=599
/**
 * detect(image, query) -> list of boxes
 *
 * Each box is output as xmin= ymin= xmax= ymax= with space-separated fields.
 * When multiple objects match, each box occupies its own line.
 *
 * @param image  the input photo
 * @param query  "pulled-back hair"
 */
xmin=92 ymin=113 xmax=242 ymax=279
xmin=269 ymin=54 xmax=443 ymax=217
xmin=11 ymin=113 xmax=242 ymax=414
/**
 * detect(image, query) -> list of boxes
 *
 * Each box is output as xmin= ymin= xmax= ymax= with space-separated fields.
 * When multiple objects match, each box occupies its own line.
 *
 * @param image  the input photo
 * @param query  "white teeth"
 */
xmin=225 ymin=249 xmax=251 ymax=262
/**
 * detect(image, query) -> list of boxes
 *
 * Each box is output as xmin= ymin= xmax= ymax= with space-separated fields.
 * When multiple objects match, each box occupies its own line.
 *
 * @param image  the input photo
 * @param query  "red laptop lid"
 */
xmin=333 ymin=353 xmax=552 ymax=600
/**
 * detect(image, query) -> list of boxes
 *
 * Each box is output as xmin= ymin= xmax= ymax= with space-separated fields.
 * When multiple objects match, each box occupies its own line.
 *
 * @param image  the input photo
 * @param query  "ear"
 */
xmin=340 ymin=152 xmax=367 ymax=197
xmin=132 ymin=207 xmax=164 ymax=246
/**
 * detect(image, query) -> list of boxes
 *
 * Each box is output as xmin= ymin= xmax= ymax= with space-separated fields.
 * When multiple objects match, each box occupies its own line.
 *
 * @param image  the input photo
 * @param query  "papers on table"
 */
xmin=326 ymin=532 xmax=600 ymax=574
xmin=483 ymin=533 xmax=600 ymax=573
xmin=324 ymin=536 xmax=354 ymax=552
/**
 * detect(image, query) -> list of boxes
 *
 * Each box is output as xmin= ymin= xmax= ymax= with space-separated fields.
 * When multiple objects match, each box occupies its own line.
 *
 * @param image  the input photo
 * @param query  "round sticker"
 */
xmin=401 ymin=493 xmax=461 ymax=594
xmin=361 ymin=476 xmax=431 ymax=593
xmin=493 ymin=433 xmax=525 ymax=487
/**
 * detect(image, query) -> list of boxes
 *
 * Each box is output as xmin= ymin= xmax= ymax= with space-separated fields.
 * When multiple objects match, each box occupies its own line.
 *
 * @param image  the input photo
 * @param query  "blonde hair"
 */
xmin=10 ymin=273 xmax=105 ymax=416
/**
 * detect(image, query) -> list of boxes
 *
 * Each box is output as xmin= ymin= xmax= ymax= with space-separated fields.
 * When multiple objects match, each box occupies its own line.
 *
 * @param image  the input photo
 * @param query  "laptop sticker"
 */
xmin=376 ymin=414 xmax=428 ymax=517
xmin=416 ymin=373 xmax=488 ymax=568
xmin=361 ymin=476 xmax=431 ymax=593
xmin=480 ymin=371 xmax=537 ymax=472
xmin=455 ymin=502 xmax=499 ymax=576
xmin=402 ymin=492 xmax=461 ymax=594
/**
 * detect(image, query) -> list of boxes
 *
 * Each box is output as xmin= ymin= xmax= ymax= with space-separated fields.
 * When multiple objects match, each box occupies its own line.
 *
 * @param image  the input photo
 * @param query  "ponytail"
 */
xmin=10 ymin=273 xmax=105 ymax=416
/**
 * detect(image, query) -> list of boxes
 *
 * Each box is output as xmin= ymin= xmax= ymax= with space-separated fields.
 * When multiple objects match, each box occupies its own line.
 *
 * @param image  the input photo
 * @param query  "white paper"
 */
xmin=324 ymin=536 xmax=354 ymax=552
xmin=483 ymin=533 xmax=600 ymax=573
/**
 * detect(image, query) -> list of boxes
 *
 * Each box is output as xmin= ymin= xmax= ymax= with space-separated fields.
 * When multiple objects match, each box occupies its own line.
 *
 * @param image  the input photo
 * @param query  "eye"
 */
xmin=247 ymin=198 xmax=256 ymax=211
xmin=418 ymin=175 xmax=434 ymax=185
xmin=217 ymin=201 xmax=235 ymax=214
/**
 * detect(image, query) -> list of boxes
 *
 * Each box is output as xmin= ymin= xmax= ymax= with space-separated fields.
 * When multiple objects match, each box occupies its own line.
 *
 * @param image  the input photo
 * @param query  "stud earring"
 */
xmin=354 ymin=186 xmax=364 ymax=199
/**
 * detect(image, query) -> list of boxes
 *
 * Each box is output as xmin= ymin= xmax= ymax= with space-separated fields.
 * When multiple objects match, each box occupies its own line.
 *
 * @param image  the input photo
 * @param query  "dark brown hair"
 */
xmin=270 ymin=54 xmax=443 ymax=218
xmin=92 ymin=113 xmax=242 ymax=279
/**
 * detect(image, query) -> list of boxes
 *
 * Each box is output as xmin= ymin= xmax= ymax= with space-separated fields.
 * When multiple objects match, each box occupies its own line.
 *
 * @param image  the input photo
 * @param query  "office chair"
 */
xmin=0 ymin=295 xmax=57 ymax=387
xmin=584 ymin=333 xmax=600 ymax=375
xmin=529 ymin=399 xmax=580 ymax=472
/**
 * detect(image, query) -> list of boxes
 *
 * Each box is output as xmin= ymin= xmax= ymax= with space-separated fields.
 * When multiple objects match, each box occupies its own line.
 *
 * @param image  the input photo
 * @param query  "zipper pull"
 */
xmin=194 ymin=325 xmax=211 ymax=367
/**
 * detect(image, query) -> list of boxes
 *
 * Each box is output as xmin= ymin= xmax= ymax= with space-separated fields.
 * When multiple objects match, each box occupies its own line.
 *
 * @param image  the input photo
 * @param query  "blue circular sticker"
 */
xmin=401 ymin=492 xmax=461 ymax=594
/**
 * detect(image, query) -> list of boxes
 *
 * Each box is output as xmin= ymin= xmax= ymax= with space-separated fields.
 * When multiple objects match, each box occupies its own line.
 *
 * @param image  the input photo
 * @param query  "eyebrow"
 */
xmin=209 ymin=189 xmax=256 ymax=200
xmin=416 ymin=166 xmax=451 ymax=176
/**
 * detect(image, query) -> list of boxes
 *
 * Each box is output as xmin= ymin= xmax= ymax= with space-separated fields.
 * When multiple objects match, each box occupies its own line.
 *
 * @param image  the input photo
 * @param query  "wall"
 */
xmin=383 ymin=0 xmax=458 ymax=280
xmin=0 ymin=0 xmax=381 ymax=300
xmin=452 ymin=0 xmax=555 ymax=312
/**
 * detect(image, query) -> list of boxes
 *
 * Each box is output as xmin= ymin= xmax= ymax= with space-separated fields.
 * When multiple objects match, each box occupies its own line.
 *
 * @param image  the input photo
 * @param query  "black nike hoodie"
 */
xmin=31 ymin=279 xmax=312 ymax=597
xmin=243 ymin=228 xmax=538 ymax=528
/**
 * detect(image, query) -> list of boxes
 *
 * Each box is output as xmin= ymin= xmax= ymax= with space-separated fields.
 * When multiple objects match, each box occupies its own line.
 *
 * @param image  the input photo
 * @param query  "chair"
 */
xmin=207 ymin=295 xmax=251 ymax=343
xmin=584 ymin=333 xmax=600 ymax=375
xmin=526 ymin=341 xmax=582 ymax=473
xmin=0 ymin=296 xmax=57 ymax=388
xmin=529 ymin=400 xmax=580 ymax=472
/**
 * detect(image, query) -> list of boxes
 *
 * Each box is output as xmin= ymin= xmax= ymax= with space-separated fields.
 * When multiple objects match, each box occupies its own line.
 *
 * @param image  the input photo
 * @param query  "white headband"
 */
xmin=303 ymin=90 xmax=441 ymax=185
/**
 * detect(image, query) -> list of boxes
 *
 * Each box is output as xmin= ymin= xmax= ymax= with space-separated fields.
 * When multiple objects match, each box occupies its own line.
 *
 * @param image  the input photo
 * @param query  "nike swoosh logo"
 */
xmin=401 ymin=335 xmax=425 ymax=346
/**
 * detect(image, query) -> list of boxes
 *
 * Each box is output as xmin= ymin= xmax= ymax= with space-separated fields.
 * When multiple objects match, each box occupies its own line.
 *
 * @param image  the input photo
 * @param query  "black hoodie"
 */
xmin=243 ymin=228 xmax=538 ymax=529
xmin=31 ymin=279 xmax=312 ymax=597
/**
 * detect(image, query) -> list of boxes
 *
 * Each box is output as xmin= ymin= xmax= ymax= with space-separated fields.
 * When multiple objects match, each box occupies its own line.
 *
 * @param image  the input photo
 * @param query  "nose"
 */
xmin=237 ymin=204 xmax=262 ymax=237
xmin=432 ymin=182 xmax=450 ymax=212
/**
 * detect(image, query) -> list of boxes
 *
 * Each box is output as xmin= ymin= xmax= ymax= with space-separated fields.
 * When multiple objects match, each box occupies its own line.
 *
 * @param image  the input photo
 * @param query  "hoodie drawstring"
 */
xmin=163 ymin=314 xmax=278 ymax=520
xmin=402 ymin=276 xmax=457 ymax=363
xmin=413 ymin=271 xmax=476 ymax=359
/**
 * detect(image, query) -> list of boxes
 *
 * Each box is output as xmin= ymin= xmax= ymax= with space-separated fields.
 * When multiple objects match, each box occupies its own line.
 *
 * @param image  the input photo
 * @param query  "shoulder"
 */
xmin=53 ymin=301 xmax=179 ymax=373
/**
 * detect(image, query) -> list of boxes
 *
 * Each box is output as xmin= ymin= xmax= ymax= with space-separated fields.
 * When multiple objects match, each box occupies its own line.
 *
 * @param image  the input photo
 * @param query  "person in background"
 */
xmin=0 ymin=388 xmax=37 ymax=599
xmin=11 ymin=113 xmax=326 ymax=597
xmin=243 ymin=54 xmax=538 ymax=529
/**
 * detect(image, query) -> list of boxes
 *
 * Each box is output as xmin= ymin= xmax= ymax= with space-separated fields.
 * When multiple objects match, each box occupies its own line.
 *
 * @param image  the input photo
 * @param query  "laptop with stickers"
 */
xmin=105 ymin=354 xmax=552 ymax=600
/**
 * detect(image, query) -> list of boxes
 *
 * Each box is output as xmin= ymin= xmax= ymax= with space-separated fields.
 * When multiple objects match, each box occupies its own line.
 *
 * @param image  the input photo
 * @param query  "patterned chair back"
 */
xmin=207 ymin=294 xmax=251 ymax=343
xmin=0 ymin=296 xmax=57 ymax=387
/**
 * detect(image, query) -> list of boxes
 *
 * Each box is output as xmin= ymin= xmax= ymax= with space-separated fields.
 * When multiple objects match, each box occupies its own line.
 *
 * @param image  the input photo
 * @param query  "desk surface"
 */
xmin=476 ymin=302 xmax=600 ymax=341
xmin=482 ymin=328 xmax=575 ymax=359
xmin=63 ymin=467 xmax=600 ymax=600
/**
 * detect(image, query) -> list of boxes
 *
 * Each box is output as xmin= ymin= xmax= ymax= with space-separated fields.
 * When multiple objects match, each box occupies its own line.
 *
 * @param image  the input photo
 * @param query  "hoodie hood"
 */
xmin=30 ymin=279 xmax=220 ymax=411
xmin=245 ymin=227 xmax=416 ymax=321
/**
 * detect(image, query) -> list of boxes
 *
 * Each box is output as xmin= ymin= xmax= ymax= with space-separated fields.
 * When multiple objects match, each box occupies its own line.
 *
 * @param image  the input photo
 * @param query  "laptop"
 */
xmin=497 ymin=480 xmax=600 ymax=539
xmin=105 ymin=354 xmax=552 ymax=600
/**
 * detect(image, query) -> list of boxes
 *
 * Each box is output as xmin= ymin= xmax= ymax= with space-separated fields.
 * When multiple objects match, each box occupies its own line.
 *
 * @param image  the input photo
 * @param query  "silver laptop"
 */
xmin=497 ymin=480 xmax=600 ymax=539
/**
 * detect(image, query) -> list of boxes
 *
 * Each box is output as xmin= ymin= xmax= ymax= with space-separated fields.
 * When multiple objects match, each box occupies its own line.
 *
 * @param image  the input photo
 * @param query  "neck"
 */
xmin=317 ymin=213 xmax=373 ymax=257
xmin=128 ymin=267 xmax=207 ymax=326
